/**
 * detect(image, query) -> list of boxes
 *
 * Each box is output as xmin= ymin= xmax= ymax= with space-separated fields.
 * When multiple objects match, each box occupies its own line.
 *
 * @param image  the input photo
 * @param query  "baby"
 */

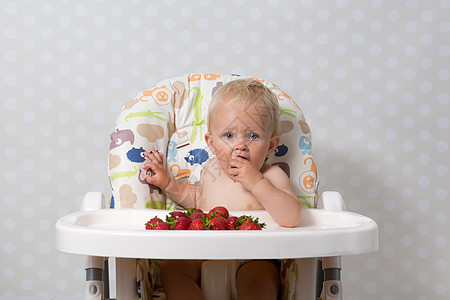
xmin=144 ymin=79 xmax=302 ymax=300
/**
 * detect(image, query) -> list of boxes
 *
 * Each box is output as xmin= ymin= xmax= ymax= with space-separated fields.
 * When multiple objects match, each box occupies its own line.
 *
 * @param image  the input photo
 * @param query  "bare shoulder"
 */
xmin=261 ymin=163 xmax=287 ymax=177
xmin=262 ymin=163 xmax=296 ymax=194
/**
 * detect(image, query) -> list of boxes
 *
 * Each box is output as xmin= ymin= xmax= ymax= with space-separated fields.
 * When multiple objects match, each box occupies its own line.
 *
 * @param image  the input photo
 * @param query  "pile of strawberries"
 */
xmin=145 ymin=206 xmax=266 ymax=231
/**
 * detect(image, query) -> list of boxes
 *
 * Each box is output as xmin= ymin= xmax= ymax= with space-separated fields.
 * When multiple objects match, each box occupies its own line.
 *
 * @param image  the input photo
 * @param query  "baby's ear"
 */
xmin=204 ymin=133 xmax=215 ymax=154
xmin=268 ymin=135 xmax=280 ymax=155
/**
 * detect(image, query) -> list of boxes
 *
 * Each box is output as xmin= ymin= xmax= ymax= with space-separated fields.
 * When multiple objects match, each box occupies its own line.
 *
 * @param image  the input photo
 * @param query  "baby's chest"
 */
xmin=199 ymin=176 xmax=264 ymax=211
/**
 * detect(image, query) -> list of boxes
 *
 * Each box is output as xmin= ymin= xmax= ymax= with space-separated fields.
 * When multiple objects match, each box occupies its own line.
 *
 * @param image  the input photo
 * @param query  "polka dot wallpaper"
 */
xmin=1 ymin=0 xmax=448 ymax=299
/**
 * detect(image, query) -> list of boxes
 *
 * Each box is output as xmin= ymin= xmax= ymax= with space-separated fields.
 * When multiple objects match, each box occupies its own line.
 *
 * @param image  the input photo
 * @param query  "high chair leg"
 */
xmin=321 ymin=256 xmax=342 ymax=300
xmin=116 ymin=258 xmax=139 ymax=300
xmin=85 ymin=256 xmax=104 ymax=300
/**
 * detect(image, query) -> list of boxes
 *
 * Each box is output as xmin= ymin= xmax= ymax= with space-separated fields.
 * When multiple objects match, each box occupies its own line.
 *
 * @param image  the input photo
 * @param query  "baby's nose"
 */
xmin=234 ymin=138 xmax=248 ymax=150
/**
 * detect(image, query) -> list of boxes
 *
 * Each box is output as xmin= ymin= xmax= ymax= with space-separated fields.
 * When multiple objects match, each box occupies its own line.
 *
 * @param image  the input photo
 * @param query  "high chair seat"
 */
xmin=108 ymin=73 xmax=318 ymax=210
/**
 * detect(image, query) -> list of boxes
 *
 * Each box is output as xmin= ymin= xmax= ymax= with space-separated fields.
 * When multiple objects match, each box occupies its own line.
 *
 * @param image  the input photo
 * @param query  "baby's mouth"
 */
xmin=232 ymin=152 xmax=248 ymax=160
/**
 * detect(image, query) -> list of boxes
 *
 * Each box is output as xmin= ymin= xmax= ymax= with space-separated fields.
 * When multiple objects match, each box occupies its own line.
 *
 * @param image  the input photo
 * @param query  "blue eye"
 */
xmin=249 ymin=133 xmax=259 ymax=140
xmin=224 ymin=133 xmax=233 ymax=139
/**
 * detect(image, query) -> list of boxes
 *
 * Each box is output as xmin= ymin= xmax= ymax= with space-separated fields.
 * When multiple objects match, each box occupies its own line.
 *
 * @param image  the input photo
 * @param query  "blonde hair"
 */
xmin=207 ymin=79 xmax=281 ymax=136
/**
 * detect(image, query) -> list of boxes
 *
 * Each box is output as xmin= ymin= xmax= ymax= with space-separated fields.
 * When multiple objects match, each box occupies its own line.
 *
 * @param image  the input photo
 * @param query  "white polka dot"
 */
xmin=335 ymin=44 xmax=347 ymax=56
xmin=39 ymin=219 xmax=51 ymax=231
xmin=383 ymin=199 xmax=395 ymax=211
xmin=402 ymin=140 xmax=415 ymax=152
xmin=349 ymin=152 xmax=362 ymax=164
xmin=21 ymin=254 xmax=34 ymax=266
xmin=383 ymin=223 xmax=395 ymax=235
xmin=435 ymin=235 xmax=447 ymax=247
xmin=300 ymin=20 xmax=312 ymax=32
xmin=38 ymin=268 xmax=50 ymax=280
xmin=401 ymin=211 xmax=414 ymax=223
xmin=56 ymin=279 xmax=68 ymax=291
xmin=386 ymin=34 xmax=398 ymax=46
xmin=335 ymin=20 xmax=348 ymax=32
xmin=350 ymin=128 xmax=363 ymax=140
xmin=266 ymin=19 xmax=279 ymax=31
xmin=435 ymin=259 xmax=447 ymax=272
xmin=349 ymin=176 xmax=361 ymax=188
xmin=300 ymin=43 xmax=312 ymax=55
xmin=214 ymin=55 xmax=226 ymax=67
xmin=348 ymin=271 xmax=360 ymax=283
xmin=316 ymin=80 xmax=328 ymax=92
xmin=299 ymin=68 xmax=312 ymax=80
xmin=351 ymin=9 xmax=364 ymax=21
xmin=401 ymin=258 xmax=413 ymax=270
xmin=419 ymin=130 xmax=431 ymax=141
xmin=3 ymin=267 xmax=15 ymax=280
xmin=332 ymin=163 xmax=345 ymax=175
xmin=21 ymin=278 xmax=33 ymax=290
xmin=417 ymin=224 xmax=429 ymax=235
xmin=38 ymin=242 xmax=51 ymax=254
xmin=266 ymin=43 xmax=279 ymax=55
xmin=367 ymin=187 xmax=379 ymax=199
xmin=22 ymin=183 xmax=35 ymax=195
xmin=351 ymin=57 xmax=363 ymax=69
xmin=435 ymin=211 xmax=447 ymax=224
xmin=383 ymin=271 xmax=395 ymax=283
xmin=435 ymin=283 xmax=447 ymax=295
xmin=436 ymin=188 xmax=448 ymax=200
xmin=283 ymin=32 xmax=295 ymax=44
xmin=366 ymin=282 xmax=378 ymax=294
xmin=4 ymin=218 xmax=16 ymax=230
xmin=436 ymin=164 xmax=448 ymax=177
xmin=436 ymin=140 xmax=448 ymax=152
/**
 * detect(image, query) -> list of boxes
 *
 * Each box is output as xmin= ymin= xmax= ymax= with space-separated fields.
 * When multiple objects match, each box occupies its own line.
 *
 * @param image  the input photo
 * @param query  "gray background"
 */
xmin=1 ymin=0 xmax=449 ymax=299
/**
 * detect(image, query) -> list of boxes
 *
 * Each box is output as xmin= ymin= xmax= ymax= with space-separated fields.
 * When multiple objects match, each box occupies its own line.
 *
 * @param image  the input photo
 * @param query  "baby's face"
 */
xmin=206 ymin=100 xmax=277 ymax=172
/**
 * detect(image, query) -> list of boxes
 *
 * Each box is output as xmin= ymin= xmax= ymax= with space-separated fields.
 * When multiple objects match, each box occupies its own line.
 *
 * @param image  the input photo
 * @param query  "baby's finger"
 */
xmin=143 ymin=161 xmax=159 ymax=173
xmin=145 ymin=149 xmax=161 ymax=163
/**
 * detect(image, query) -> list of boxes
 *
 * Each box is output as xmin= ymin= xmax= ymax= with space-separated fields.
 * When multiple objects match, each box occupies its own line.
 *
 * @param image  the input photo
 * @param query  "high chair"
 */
xmin=55 ymin=73 xmax=378 ymax=299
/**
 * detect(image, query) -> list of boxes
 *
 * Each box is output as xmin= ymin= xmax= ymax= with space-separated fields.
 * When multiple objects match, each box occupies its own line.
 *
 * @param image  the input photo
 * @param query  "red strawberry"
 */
xmin=207 ymin=206 xmax=229 ymax=219
xmin=145 ymin=217 xmax=163 ymax=230
xmin=189 ymin=211 xmax=206 ymax=221
xmin=239 ymin=220 xmax=262 ymax=230
xmin=188 ymin=218 xmax=205 ymax=230
xmin=173 ymin=217 xmax=191 ymax=230
xmin=170 ymin=211 xmax=188 ymax=219
xmin=154 ymin=222 xmax=170 ymax=230
xmin=226 ymin=216 xmax=238 ymax=230
xmin=209 ymin=216 xmax=227 ymax=230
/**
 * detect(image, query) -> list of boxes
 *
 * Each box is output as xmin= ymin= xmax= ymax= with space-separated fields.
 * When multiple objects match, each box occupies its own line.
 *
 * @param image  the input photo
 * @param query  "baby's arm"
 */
xmin=143 ymin=149 xmax=197 ymax=208
xmin=252 ymin=165 xmax=302 ymax=227
xmin=228 ymin=158 xmax=301 ymax=227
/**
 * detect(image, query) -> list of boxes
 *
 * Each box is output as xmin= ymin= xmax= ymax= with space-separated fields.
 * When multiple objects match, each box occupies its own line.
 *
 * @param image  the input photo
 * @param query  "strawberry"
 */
xmin=173 ymin=217 xmax=191 ymax=230
xmin=188 ymin=218 xmax=205 ymax=230
xmin=145 ymin=217 xmax=163 ymax=230
xmin=154 ymin=222 xmax=170 ymax=230
xmin=186 ymin=208 xmax=204 ymax=216
xmin=226 ymin=216 xmax=238 ymax=230
xmin=238 ymin=220 xmax=262 ymax=230
xmin=170 ymin=211 xmax=188 ymax=219
xmin=189 ymin=211 xmax=206 ymax=221
xmin=207 ymin=206 xmax=229 ymax=219
xmin=208 ymin=216 xmax=227 ymax=230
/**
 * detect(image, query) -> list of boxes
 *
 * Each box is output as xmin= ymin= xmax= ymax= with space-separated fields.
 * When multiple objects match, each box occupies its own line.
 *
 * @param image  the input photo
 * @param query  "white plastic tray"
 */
xmin=55 ymin=208 xmax=378 ymax=259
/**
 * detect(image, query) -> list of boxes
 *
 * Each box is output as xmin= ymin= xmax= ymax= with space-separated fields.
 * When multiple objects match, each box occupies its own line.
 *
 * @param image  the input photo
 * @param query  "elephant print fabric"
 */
xmin=108 ymin=73 xmax=318 ymax=210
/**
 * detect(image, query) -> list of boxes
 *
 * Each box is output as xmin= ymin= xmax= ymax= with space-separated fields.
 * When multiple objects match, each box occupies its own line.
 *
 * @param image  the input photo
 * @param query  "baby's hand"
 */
xmin=143 ymin=148 xmax=171 ymax=190
xmin=227 ymin=157 xmax=264 ymax=191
